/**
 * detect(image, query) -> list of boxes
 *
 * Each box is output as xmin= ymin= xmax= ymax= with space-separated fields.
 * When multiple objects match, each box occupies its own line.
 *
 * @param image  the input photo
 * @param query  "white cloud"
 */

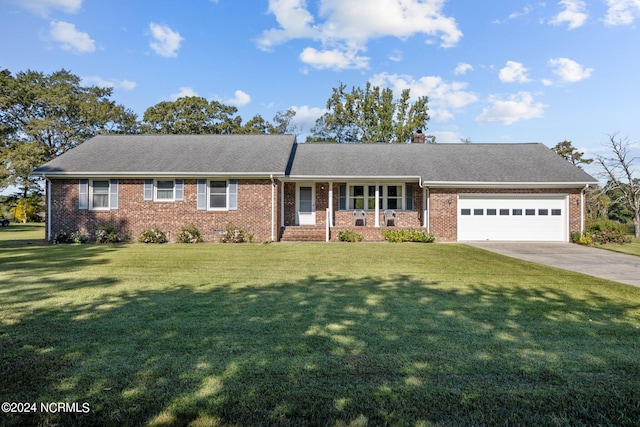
xmin=549 ymin=0 xmax=588 ymax=29
xmin=290 ymin=105 xmax=326 ymax=133
xmin=389 ymin=49 xmax=403 ymax=62
xmin=82 ymin=76 xmax=136 ymax=90
xmin=170 ymin=87 xmax=198 ymax=100
xmin=476 ymin=92 xmax=547 ymax=125
xmin=604 ymin=0 xmax=640 ymax=25
xmin=258 ymin=0 xmax=462 ymax=70
xmin=149 ymin=23 xmax=184 ymax=58
xmin=15 ymin=0 xmax=82 ymax=16
xmin=548 ymin=57 xmax=593 ymax=83
xmin=499 ymin=61 xmax=531 ymax=83
xmin=370 ymin=72 xmax=478 ymax=123
xmin=49 ymin=21 xmax=95 ymax=54
xmin=454 ymin=62 xmax=473 ymax=75
xmin=299 ymin=47 xmax=370 ymax=70
xmin=226 ymin=90 xmax=252 ymax=106
xmin=430 ymin=131 xmax=462 ymax=144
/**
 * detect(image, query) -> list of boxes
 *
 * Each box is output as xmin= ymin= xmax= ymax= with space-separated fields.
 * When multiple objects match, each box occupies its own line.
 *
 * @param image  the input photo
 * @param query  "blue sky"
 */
xmin=1 ymin=0 xmax=639 ymax=181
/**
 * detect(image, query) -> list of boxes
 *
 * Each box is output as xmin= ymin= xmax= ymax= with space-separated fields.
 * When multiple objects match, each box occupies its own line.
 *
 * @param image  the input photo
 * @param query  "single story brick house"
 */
xmin=33 ymin=134 xmax=598 ymax=243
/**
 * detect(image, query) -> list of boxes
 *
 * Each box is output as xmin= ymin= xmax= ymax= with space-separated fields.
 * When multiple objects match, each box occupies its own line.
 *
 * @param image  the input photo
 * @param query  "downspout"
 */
xmin=46 ymin=178 xmax=52 ymax=241
xmin=270 ymin=174 xmax=276 ymax=242
xmin=580 ymin=184 xmax=588 ymax=234
xmin=418 ymin=178 xmax=429 ymax=231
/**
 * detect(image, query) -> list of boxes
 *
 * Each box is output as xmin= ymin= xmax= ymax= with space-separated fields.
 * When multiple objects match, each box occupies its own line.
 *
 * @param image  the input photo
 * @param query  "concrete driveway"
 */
xmin=466 ymin=242 xmax=640 ymax=288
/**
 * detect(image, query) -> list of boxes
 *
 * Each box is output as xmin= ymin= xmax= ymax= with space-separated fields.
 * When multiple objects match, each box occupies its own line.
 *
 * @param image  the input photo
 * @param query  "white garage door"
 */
xmin=458 ymin=195 xmax=568 ymax=241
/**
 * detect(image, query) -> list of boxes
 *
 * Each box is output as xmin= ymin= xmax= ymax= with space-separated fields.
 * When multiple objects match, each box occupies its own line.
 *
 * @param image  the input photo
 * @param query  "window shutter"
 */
xmin=175 ymin=179 xmax=184 ymax=201
xmin=228 ymin=179 xmax=238 ymax=211
xmin=109 ymin=179 xmax=119 ymax=210
xmin=79 ymin=179 xmax=88 ymax=210
xmin=144 ymin=179 xmax=153 ymax=201
xmin=197 ymin=179 xmax=206 ymax=210
xmin=405 ymin=184 xmax=414 ymax=211
xmin=338 ymin=184 xmax=346 ymax=210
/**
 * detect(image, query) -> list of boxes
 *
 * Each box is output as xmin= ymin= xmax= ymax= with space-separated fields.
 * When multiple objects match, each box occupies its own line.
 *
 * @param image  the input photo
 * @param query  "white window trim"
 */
xmin=208 ymin=180 xmax=230 ymax=211
xmin=346 ymin=183 xmax=406 ymax=211
xmin=154 ymin=179 xmax=176 ymax=202
xmin=89 ymin=179 xmax=111 ymax=211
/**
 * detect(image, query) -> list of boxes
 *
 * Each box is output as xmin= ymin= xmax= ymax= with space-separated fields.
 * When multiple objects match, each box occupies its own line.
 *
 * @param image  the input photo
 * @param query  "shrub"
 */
xmin=178 ymin=224 xmax=203 ymax=244
xmin=70 ymin=231 xmax=89 ymax=244
xmin=382 ymin=229 xmax=435 ymax=243
xmin=138 ymin=227 xmax=168 ymax=244
xmin=570 ymin=231 xmax=582 ymax=244
xmin=586 ymin=219 xmax=631 ymax=245
xmin=54 ymin=231 xmax=72 ymax=244
xmin=96 ymin=224 xmax=126 ymax=244
xmin=220 ymin=223 xmax=253 ymax=243
xmin=578 ymin=234 xmax=593 ymax=246
xmin=337 ymin=230 xmax=363 ymax=242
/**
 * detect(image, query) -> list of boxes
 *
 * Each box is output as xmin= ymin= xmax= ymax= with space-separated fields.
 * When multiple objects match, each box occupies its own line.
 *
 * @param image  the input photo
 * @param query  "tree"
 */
xmin=308 ymin=82 xmax=429 ymax=143
xmin=141 ymin=97 xmax=243 ymax=135
xmin=597 ymin=134 xmax=640 ymax=238
xmin=269 ymin=108 xmax=297 ymax=134
xmin=0 ymin=69 xmax=137 ymax=196
xmin=552 ymin=140 xmax=593 ymax=169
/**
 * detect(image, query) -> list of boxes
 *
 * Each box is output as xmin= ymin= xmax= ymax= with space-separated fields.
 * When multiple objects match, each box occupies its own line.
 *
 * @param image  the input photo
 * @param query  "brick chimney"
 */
xmin=410 ymin=130 xmax=426 ymax=144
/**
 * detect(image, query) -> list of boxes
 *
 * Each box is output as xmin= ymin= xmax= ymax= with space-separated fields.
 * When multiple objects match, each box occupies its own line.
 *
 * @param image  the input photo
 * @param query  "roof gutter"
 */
xmin=422 ymin=181 xmax=598 ymax=189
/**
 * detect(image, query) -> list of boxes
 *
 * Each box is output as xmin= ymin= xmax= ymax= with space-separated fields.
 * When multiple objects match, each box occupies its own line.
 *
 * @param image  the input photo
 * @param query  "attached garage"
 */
xmin=457 ymin=194 xmax=568 ymax=241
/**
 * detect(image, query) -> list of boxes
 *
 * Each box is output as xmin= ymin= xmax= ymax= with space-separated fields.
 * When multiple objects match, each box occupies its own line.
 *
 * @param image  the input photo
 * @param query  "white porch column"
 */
xmin=328 ymin=182 xmax=333 ymax=226
xmin=280 ymin=180 xmax=285 ymax=227
xmin=374 ymin=183 xmax=380 ymax=227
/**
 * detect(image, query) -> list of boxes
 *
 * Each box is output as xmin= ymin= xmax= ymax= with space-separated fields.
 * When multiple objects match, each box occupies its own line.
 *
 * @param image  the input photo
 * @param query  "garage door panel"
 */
xmin=458 ymin=195 xmax=567 ymax=241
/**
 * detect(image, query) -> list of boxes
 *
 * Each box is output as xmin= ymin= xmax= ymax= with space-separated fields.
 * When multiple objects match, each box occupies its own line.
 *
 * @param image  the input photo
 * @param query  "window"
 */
xmin=342 ymin=184 xmax=407 ymax=211
xmin=461 ymin=209 xmax=471 ymax=215
xmin=551 ymin=209 xmax=561 ymax=216
xmin=156 ymin=180 xmax=174 ymax=201
xmin=81 ymin=179 xmax=118 ymax=210
xmin=92 ymin=180 xmax=110 ymax=209
xmin=474 ymin=209 xmax=484 ymax=216
xmin=500 ymin=209 xmax=509 ymax=216
xmin=487 ymin=209 xmax=497 ymax=216
xmin=144 ymin=179 xmax=184 ymax=202
xmin=513 ymin=209 xmax=522 ymax=216
xmin=387 ymin=185 xmax=402 ymax=210
xmin=539 ymin=209 xmax=549 ymax=216
xmin=210 ymin=181 xmax=227 ymax=209
xmin=526 ymin=209 xmax=535 ymax=216
xmin=198 ymin=179 xmax=238 ymax=211
xmin=349 ymin=185 xmax=365 ymax=209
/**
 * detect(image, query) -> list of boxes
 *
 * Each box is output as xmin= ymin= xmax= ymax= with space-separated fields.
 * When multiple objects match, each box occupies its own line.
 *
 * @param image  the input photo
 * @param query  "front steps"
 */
xmin=280 ymin=226 xmax=326 ymax=242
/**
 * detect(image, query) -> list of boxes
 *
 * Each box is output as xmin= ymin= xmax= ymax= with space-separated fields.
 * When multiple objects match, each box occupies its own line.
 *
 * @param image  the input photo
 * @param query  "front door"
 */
xmin=297 ymin=185 xmax=316 ymax=225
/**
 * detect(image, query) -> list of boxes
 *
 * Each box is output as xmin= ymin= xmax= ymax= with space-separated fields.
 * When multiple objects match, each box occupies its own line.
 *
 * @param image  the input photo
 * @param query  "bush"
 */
xmin=337 ymin=230 xmax=363 ymax=242
xmin=138 ymin=227 xmax=168 ymax=244
xmin=178 ymin=224 xmax=203 ymax=244
xmin=586 ymin=219 xmax=631 ymax=245
xmin=54 ymin=231 xmax=72 ymax=244
xmin=382 ymin=229 xmax=435 ymax=243
xmin=71 ymin=231 xmax=89 ymax=244
xmin=95 ymin=224 xmax=126 ymax=244
xmin=220 ymin=223 xmax=253 ymax=243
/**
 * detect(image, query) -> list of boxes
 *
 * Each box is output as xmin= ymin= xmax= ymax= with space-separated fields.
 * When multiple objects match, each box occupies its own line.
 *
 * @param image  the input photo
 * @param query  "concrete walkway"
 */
xmin=466 ymin=242 xmax=640 ymax=288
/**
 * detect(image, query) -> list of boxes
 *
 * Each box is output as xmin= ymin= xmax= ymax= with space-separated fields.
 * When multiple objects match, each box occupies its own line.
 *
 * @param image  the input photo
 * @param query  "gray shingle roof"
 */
xmin=34 ymin=135 xmax=597 ymax=186
xmin=289 ymin=142 xmax=597 ymax=185
xmin=33 ymin=134 xmax=297 ymax=177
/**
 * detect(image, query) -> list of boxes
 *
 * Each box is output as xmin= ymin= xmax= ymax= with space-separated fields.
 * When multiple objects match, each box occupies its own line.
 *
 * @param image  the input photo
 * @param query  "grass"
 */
xmin=597 ymin=237 xmax=640 ymax=257
xmin=2 ymin=225 xmax=640 ymax=426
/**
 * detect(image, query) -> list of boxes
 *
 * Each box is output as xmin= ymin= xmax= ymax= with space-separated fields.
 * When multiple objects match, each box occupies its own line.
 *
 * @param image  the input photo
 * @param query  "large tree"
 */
xmin=141 ymin=97 xmax=243 ymax=134
xmin=597 ymin=134 xmax=640 ymax=238
xmin=0 ymin=69 xmax=137 ymax=196
xmin=552 ymin=140 xmax=593 ymax=169
xmin=309 ymin=82 xmax=429 ymax=143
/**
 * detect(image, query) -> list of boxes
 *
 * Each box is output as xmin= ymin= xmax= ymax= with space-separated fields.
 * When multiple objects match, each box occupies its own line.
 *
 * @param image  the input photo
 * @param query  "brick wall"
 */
xmin=49 ymin=178 xmax=278 ymax=243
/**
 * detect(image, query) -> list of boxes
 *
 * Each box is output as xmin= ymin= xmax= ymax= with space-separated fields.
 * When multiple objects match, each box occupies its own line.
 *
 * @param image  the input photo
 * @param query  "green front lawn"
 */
xmin=598 ymin=237 xmax=640 ymax=257
xmin=1 ymin=226 xmax=640 ymax=426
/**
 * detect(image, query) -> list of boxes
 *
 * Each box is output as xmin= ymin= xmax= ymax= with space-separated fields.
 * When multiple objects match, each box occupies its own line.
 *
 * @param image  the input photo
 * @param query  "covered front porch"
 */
xmin=280 ymin=181 xmax=427 ymax=242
